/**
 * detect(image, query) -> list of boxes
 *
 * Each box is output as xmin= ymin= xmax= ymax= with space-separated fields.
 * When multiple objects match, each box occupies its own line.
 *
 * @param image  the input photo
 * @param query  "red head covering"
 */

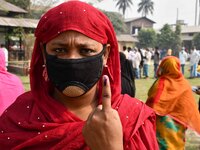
xmin=146 ymin=56 xmax=200 ymax=134
xmin=0 ymin=1 xmax=158 ymax=149
xmin=30 ymin=0 xmax=121 ymax=107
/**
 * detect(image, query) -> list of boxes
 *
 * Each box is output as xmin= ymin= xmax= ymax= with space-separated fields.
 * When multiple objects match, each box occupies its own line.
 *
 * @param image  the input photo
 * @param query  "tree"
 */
xmin=88 ymin=0 xmax=104 ymax=5
xmin=137 ymin=28 xmax=156 ymax=48
xmin=102 ymin=10 xmax=127 ymax=34
xmin=193 ymin=33 xmax=200 ymax=49
xmin=31 ymin=0 xmax=57 ymax=7
xmin=172 ymin=24 xmax=182 ymax=56
xmin=137 ymin=0 xmax=154 ymax=17
xmin=115 ymin=0 xmax=133 ymax=17
xmin=5 ymin=0 xmax=31 ymax=10
xmin=6 ymin=0 xmax=57 ymax=19
xmin=157 ymin=24 xmax=182 ymax=56
xmin=157 ymin=24 xmax=175 ymax=50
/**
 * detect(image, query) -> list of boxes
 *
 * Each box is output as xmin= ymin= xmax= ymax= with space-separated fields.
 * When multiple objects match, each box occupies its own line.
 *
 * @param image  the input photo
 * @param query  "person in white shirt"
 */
xmin=128 ymin=47 xmax=141 ymax=79
xmin=179 ymin=47 xmax=188 ymax=75
xmin=143 ymin=48 xmax=152 ymax=79
xmin=189 ymin=47 xmax=200 ymax=78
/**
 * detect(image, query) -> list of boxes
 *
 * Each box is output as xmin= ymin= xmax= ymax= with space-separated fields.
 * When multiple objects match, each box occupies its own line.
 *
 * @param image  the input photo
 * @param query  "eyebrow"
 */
xmin=50 ymin=41 xmax=97 ymax=48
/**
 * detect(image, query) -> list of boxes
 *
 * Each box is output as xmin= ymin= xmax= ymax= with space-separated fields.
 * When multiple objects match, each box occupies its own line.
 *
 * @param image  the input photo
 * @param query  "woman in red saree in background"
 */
xmin=0 ymin=49 xmax=24 ymax=115
xmin=146 ymin=56 xmax=200 ymax=150
xmin=0 ymin=1 xmax=158 ymax=149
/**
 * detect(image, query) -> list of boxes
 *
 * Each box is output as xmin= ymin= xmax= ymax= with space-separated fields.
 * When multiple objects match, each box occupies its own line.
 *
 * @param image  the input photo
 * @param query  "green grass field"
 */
xmin=17 ymin=63 xmax=200 ymax=149
xmin=135 ymin=64 xmax=200 ymax=102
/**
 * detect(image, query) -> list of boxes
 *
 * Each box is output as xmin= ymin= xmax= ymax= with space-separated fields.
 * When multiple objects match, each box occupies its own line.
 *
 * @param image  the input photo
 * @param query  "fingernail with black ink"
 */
xmin=104 ymin=76 xmax=107 ymax=86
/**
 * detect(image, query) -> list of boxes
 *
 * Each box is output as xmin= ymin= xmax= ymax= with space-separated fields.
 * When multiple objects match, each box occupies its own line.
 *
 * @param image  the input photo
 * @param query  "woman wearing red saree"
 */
xmin=0 ymin=1 xmax=158 ymax=149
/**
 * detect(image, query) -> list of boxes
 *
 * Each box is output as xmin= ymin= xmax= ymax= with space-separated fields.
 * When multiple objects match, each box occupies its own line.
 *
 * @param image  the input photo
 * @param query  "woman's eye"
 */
xmin=80 ymin=48 xmax=96 ymax=56
xmin=54 ymin=48 xmax=66 ymax=54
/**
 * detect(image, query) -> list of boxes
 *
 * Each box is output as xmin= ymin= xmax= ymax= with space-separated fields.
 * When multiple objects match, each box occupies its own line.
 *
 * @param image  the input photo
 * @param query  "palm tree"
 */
xmin=137 ymin=0 xmax=154 ymax=17
xmin=115 ymin=0 xmax=133 ymax=17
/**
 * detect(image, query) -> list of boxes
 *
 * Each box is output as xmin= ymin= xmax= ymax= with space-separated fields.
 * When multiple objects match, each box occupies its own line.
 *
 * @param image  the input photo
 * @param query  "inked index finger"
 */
xmin=102 ymin=75 xmax=112 ymax=111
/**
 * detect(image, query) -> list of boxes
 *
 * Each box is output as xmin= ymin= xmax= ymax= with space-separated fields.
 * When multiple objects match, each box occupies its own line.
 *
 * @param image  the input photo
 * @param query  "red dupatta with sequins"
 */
xmin=0 ymin=1 xmax=158 ymax=149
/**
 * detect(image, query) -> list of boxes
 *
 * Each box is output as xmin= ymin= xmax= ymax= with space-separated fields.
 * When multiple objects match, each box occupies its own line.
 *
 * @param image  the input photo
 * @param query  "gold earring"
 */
xmin=42 ymin=65 xmax=48 ymax=81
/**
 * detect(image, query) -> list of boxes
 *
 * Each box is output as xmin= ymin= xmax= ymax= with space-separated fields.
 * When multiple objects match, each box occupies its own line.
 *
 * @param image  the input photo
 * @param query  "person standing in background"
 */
xmin=138 ymin=48 xmax=144 ymax=78
xmin=0 ymin=49 xmax=24 ymax=115
xmin=179 ymin=47 xmax=188 ymax=75
xmin=0 ymin=44 xmax=8 ymax=69
xmin=166 ymin=48 xmax=172 ymax=56
xmin=128 ymin=47 xmax=141 ymax=79
xmin=121 ymin=45 xmax=129 ymax=59
xmin=153 ymin=46 xmax=160 ymax=78
xmin=146 ymin=56 xmax=200 ymax=149
xmin=189 ymin=47 xmax=200 ymax=78
xmin=143 ymin=48 xmax=152 ymax=79
xmin=120 ymin=52 xmax=135 ymax=97
xmin=160 ymin=49 xmax=166 ymax=59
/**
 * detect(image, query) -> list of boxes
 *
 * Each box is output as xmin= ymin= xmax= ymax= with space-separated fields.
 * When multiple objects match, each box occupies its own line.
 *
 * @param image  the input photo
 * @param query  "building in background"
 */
xmin=125 ymin=17 xmax=155 ymax=36
xmin=117 ymin=34 xmax=138 ymax=51
xmin=0 ymin=0 xmax=38 ymax=61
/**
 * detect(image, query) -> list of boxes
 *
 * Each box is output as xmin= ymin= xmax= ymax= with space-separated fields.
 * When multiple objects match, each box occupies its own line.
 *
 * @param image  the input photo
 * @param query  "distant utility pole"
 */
xmin=176 ymin=8 xmax=179 ymax=23
xmin=198 ymin=0 xmax=200 ymax=25
xmin=195 ymin=0 xmax=198 ymax=25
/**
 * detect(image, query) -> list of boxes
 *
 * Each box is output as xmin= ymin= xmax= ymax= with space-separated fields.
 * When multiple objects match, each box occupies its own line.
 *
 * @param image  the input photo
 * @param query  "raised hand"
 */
xmin=82 ymin=75 xmax=123 ymax=150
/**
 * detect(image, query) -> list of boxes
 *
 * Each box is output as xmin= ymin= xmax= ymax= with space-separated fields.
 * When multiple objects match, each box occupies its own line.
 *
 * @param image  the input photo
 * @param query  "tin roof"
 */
xmin=124 ymin=17 xmax=155 ymax=23
xmin=0 ymin=16 xmax=38 ymax=28
xmin=0 ymin=0 xmax=27 ymax=13
xmin=181 ymin=26 xmax=200 ymax=33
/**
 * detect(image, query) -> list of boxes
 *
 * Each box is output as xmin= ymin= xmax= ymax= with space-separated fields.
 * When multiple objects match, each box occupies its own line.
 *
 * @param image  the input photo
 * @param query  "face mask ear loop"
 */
xmin=42 ymin=44 xmax=49 ymax=81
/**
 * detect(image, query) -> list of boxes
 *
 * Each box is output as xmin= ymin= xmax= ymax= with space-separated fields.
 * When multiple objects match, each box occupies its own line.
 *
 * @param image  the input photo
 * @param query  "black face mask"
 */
xmin=45 ymin=46 xmax=105 ymax=97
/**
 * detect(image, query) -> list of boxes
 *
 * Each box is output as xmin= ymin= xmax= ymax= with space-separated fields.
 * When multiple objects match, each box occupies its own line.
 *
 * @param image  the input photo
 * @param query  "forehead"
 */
xmin=47 ymin=30 xmax=101 ymax=46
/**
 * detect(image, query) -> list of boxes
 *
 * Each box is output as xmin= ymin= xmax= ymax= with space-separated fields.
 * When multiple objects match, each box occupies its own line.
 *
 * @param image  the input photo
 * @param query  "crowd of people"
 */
xmin=0 ymin=1 xmax=199 ymax=150
xmin=120 ymin=45 xmax=200 ymax=149
xmin=121 ymin=46 xmax=152 ymax=79
xmin=121 ymin=45 xmax=200 ymax=80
